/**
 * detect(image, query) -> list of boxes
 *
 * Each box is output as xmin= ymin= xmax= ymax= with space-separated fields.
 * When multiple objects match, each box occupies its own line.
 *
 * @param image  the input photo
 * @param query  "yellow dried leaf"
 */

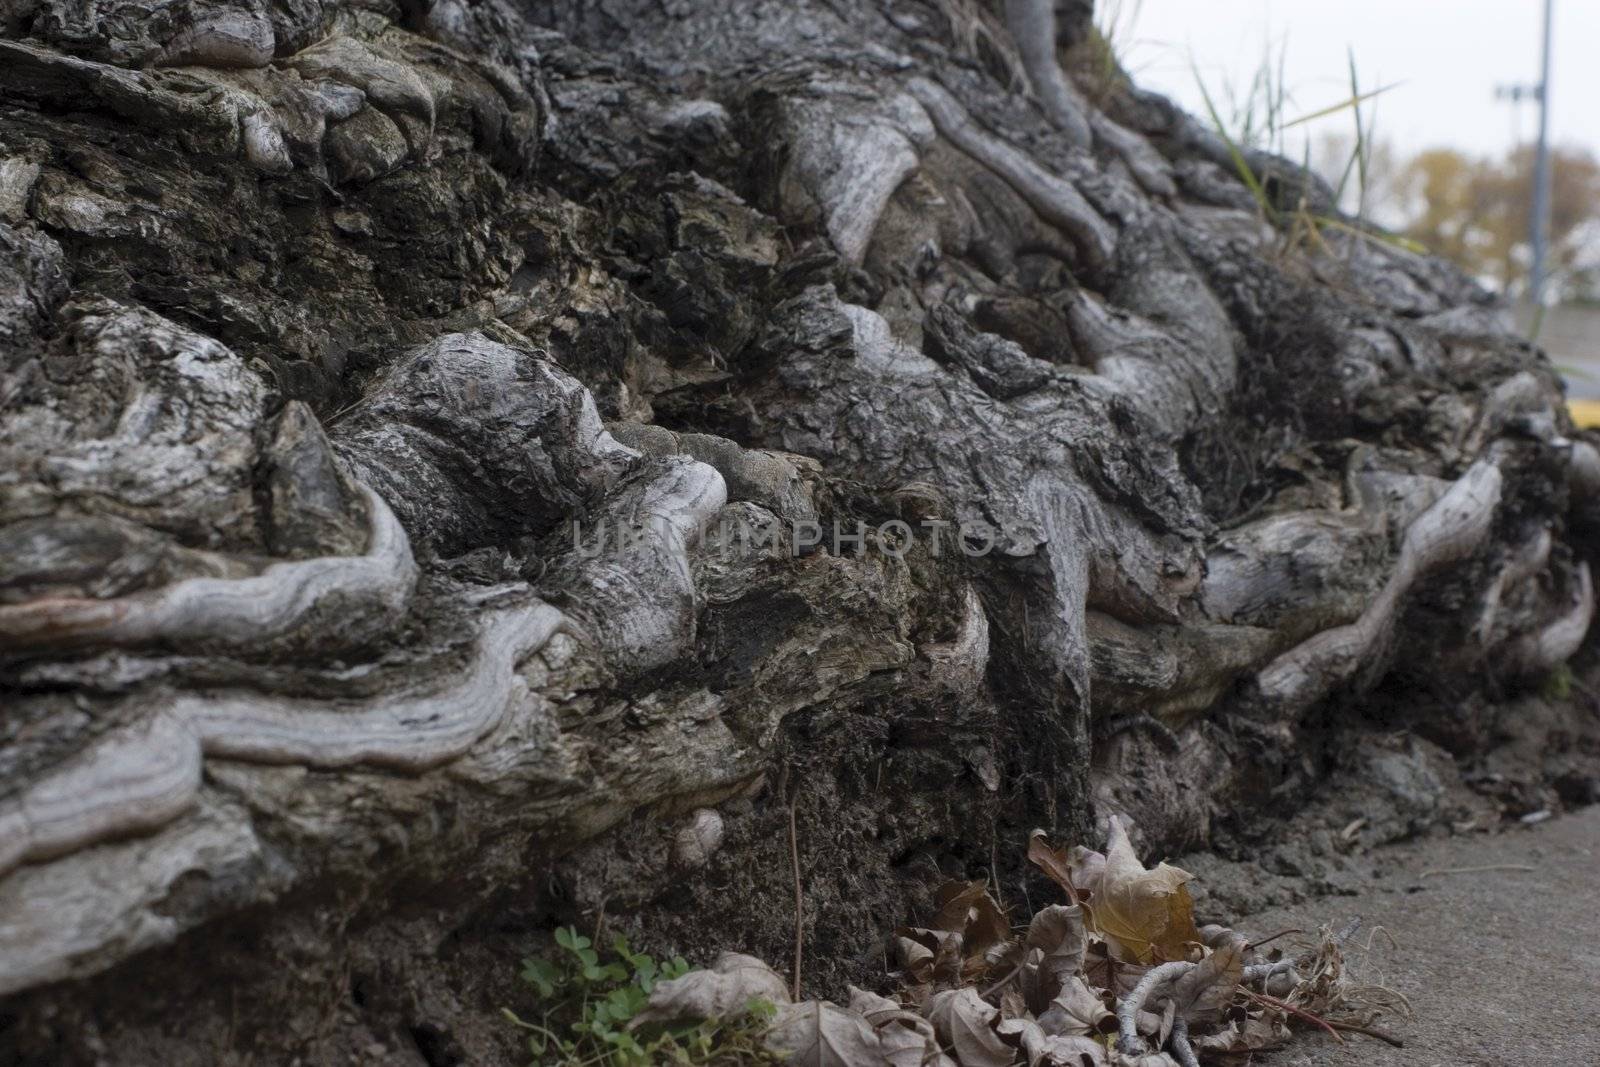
xmin=1079 ymin=818 xmax=1199 ymax=964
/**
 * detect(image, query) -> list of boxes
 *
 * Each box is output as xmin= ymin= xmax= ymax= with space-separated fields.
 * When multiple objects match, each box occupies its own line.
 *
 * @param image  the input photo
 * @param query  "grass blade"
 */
xmin=1282 ymin=82 xmax=1402 ymax=130
xmin=1192 ymin=58 xmax=1276 ymax=223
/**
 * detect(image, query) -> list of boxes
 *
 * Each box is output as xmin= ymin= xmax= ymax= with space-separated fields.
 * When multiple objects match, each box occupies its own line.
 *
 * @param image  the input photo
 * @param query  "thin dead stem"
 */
xmin=1241 ymin=990 xmax=1346 ymax=1046
xmin=1324 ymin=1018 xmax=1405 ymax=1048
xmin=788 ymin=796 xmax=804 ymax=1002
xmin=1248 ymin=928 xmax=1304 ymax=949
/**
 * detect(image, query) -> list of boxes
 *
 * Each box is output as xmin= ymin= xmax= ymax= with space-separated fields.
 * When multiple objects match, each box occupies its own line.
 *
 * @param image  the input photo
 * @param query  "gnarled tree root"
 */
xmin=0 ymin=487 xmax=415 ymax=655
xmin=0 ymin=596 xmax=566 ymax=882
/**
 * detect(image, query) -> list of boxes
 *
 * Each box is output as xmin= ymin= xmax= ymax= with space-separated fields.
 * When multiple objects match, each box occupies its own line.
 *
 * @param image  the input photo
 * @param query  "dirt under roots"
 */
xmin=2 ymin=644 xmax=1594 ymax=1067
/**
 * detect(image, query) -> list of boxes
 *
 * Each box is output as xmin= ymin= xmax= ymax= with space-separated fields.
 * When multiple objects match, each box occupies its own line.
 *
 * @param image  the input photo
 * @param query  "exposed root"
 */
xmin=933 ymin=0 xmax=1026 ymax=89
xmin=0 ymin=445 xmax=724 ymax=879
xmin=541 ymin=455 xmax=727 ymax=674
xmin=0 ymin=712 xmax=202 ymax=878
xmin=1254 ymin=459 xmax=1503 ymax=715
xmin=1168 ymin=1015 xmax=1201 ymax=1067
xmin=0 ymin=487 xmax=416 ymax=655
xmin=907 ymin=77 xmax=1116 ymax=267
xmin=1003 ymin=0 xmax=1092 ymax=148
xmin=152 ymin=14 xmax=276 ymax=69
xmin=788 ymin=795 xmax=804 ymax=1001
xmin=1505 ymin=562 xmax=1594 ymax=673
xmin=1091 ymin=112 xmax=1177 ymax=197
xmin=1115 ymin=960 xmax=1191 ymax=1053
xmin=1242 ymin=959 xmax=1300 ymax=984
xmin=0 ymin=598 xmax=569 ymax=881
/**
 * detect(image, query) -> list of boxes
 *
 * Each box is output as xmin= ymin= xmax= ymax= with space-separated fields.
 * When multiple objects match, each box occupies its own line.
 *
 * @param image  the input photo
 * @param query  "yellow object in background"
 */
xmin=1570 ymin=399 xmax=1600 ymax=428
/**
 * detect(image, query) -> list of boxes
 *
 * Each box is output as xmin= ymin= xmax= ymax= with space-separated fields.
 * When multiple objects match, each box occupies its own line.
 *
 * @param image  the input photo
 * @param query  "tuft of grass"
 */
xmin=505 ymin=928 xmax=780 ymax=1067
xmin=1193 ymin=58 xmax=1275 ymax=223
xmin=1084 ymin=0 xmax=1144 ymax=98
xmin=1192 ymin=42 xmax=1412 ymax=262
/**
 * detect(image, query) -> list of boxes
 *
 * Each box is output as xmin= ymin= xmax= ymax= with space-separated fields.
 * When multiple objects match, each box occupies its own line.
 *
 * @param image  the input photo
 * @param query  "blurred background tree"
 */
xmin=1304 ymin=130 xmax=1600 ymax=303
xmin=1128 ymin=0 xmax=1600 ymax=415
xmin=1394 ymin=143 xmax=1600 ymax=302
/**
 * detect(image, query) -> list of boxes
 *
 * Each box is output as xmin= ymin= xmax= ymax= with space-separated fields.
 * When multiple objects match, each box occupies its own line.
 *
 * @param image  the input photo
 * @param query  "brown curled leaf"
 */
xmin=1028 ymin=830 xmax=1082 ymax=904
xmin=925 ymin=988 xmax=1014 ymax=1067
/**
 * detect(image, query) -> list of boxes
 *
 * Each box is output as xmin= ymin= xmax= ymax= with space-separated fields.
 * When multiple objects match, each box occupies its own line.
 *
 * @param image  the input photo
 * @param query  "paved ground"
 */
xmin=1243 ymin=806 xmax=1600 ymax=1066
xmin=1514 ymin=302 xmax=1600 ymax=400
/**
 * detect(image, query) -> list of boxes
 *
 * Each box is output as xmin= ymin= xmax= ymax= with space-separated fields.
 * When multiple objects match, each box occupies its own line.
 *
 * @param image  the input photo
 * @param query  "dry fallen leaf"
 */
xmin=925 ymin=988 xmax=1014 ymax=1067
xmin=1168 ymin=939 xmax=1243 ymax=1022
xmin=637 ymin=825 xmax=1380 ymax=1067
xmin=879 ymin=1024 xmax=958 ymax=1067
xmin=897 ymin=927 xmax=965 ymax=984
xmin=999 ymin=986 xmax=1030 ymax=1022
xmin=998 ymin=1016 xmax=1108 ymax=1066
xmin=629 ymin=952 xmax=790 ymax=1027
xmin=896 ymin=936 xmax=938 ymax=985
xmin=1037 ymin=976 xmax=1115 ymax=1038
xmin=931 ymin=881 xmax=1012 ymax=973
xmin=766 ymin=1000 xmax=887 ymax=1067
xmin=848 ymin=987 xmax=925 ymax=1029
xmin=848 ymin=987 xmax=952 ymax=1067
xmin=1082 ymin=941 xmax=1147 ymax=999
xmin=1105 ymin=1051 xmax=1178 ymax=1067
xmin=1075 ymin=817 xmax=1199 ymax=964
xmin=1151 ymin=999 xmax=1176 ymax=1048
xmin=1192 ymin=1011 xmax=1292 ymax=1055
xmin=1021 ymin=905 xmax=1087 ymax=1006
xmin=1067 ymin=845 xmax=1106 ymax=899
xmin=1027 ymin=831 xmax=1081 ymax=904
xmin=932 ymin=882 xmax=1006 ymax=937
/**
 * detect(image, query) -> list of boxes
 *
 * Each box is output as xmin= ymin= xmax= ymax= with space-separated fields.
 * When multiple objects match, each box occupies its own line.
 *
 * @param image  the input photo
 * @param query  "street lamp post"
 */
xmin=1493 ymin=0 xmax=1554 ymax=306
xmin=1530 ymin=0 xmax=1554 ymax=306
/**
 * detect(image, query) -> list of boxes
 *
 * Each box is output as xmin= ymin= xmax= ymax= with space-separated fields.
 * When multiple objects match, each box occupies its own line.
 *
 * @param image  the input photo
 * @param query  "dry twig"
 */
xmin=1419 ymin=864 xmax=1535 ymax=878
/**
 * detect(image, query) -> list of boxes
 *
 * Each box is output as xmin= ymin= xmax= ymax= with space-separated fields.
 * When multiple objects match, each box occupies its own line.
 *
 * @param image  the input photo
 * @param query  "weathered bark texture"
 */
xmin=0 ymin=0 xmax=1596 ymax=1061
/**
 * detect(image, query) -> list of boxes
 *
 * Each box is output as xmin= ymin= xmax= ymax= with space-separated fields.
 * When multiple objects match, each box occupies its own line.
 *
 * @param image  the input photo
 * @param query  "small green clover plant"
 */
xmin=504 ymin=927 xmax=779 ymax=1066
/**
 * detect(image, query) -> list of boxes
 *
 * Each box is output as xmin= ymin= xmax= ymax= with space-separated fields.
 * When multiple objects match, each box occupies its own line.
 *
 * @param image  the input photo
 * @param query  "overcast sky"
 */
xmin=1119 ymin=0 xmax=1600 ymax=160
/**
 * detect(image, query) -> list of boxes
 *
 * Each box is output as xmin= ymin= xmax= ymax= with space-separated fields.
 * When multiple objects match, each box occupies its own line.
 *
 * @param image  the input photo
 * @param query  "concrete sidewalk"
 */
xmin=1240 ymin=806 xmax=1600 ymax=1066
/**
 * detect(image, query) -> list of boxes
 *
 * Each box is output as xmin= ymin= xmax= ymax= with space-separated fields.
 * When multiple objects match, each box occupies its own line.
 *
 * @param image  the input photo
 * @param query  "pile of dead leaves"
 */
xmin=629 ymin=817 xmax=1408 ymax=1065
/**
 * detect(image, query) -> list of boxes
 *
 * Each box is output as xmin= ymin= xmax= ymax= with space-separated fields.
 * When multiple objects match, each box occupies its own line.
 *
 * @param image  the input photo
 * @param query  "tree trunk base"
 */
xmin=1 ymin=0 xmax=1596 ymax=1060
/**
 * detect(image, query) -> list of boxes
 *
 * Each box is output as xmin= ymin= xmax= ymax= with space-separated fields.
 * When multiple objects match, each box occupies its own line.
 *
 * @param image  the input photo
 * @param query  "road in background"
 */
xmin=1239 ymin=806 xmax=1600 ymax=1066
xmin=1518 ymin=303 xmax=1600 ymax=411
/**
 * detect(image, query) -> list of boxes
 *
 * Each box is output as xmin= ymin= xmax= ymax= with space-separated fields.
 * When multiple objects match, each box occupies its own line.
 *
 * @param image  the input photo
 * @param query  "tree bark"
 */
xmin=0 ymin=0 xmax=1593 ymax=1061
